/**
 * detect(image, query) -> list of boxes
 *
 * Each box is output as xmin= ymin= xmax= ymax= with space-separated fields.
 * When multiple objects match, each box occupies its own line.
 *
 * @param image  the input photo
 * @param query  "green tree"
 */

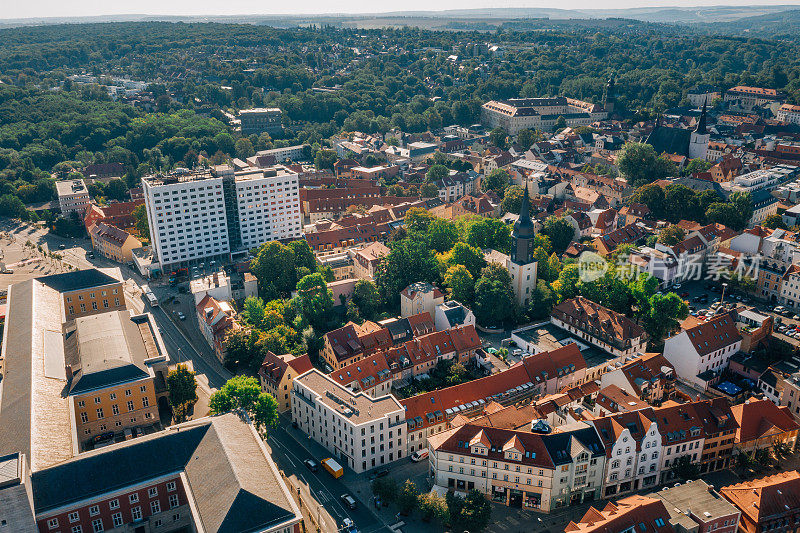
xmin=671 ymin=454 xmax=700 ymax=481
xmin=448 ymin=490 xmax=492 ymax=533
xmin=643 ymin=292 xmax=689 ymax=348
xmin=397 ymin=480 xmax=420 ymax=515
xmin=444 ymin=264 xmax=475 ymax=304
xmin=663 ymin=184 xmax=700 ymax=223
xmin=314 ymin=149 xmax=337 ymax=171
xmin=352 ymin=279 xmax=382 ymax=320
xmin=105 ymin=178 xmax=128 ymax=201
xmin=426 ymin=164 xmax=449 ymax=182
xmin=132 ymin=203 xmax=149 ymax=239
xmin=372 ymin=477 xmax=399 ymax=504
xmin=294 ymin=273 xmax=334 ymax=331
xmin=630 ymin=183 xmax=665 ymax=219
xmin=166 ymin=364 xmax=198 ymax=423
xmin=618 ymin=142 xmax=677 ymax=187
xmin=442 ymin=241 xmax=486 ymax=279
xmin=489 ymin=128 xmax=508 ymax=149
xmin=474 ymin=263 xmax=515 ymax=326
xmin=553 ymin=263 xmax=580 ymax=301
xmin=235 ymin=137 xmax=255 ymax=160
xmin=542 ymin=216 xmax=575 ymax=253
xmin=729 ymin=192 xmax=754 ymax=230
xmin=516 ymin=128 xmax=540 ymax=150
xmin=705 ymin=202 xmax=741 ymax=230
xmin=375 ymin=238 xmax=440 ymax=305
xmin=428 ymin=218 xmax=459 ymax=253
xmin=418 ymin=493 xmax=449 ymax=525
xmin=763 ymin=214 xmax=788 ymax=229
xmin=527 ymin=280 xmax=557 ymax=319
xmin=421 ymin=181 xmax=440 ymax=198
xmin=555 ymin=115 xmax=567 ymax=129
xmin=684 ymin=158 xmax=712 ymax=175
xmin=209 ymin=376 xmax=278 ymax=434
xmin=501 ymin=185 xmax=524 ymax=214
xmin=658 ymin=225 xmax=686 ymax=245
xmin=288 ymin=239 xmax=317 ymax=272
xmin=251 ymin=241 xmax=297 ymax=299
xmin=482 ymin=168 xmax=510 ymax=197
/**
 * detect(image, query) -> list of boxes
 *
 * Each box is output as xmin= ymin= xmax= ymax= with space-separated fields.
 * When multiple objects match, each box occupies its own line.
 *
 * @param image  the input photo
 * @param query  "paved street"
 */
xmin=267 ymin=416 xmax=389 ymax=533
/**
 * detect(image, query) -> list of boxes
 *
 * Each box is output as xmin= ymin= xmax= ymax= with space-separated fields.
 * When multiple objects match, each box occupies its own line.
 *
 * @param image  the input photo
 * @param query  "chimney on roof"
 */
xmin=65 ymin=364 xmax=73 ymax=381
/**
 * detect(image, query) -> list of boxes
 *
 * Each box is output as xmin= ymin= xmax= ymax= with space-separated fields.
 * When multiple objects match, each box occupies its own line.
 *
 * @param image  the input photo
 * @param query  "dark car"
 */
xmin=368 ymin=468 xmax=390 ymax=481
xmin=304 ymin=459 xmax=319 ymax=472
xmin=340 ymin=494 xmax=357 ymax=510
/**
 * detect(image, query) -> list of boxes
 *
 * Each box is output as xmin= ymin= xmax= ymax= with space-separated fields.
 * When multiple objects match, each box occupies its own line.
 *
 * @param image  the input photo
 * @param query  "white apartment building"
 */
xmin=427 ymin=422 xmax=605 ymax=510
xmin=592 ymin=413 xmax=662 ymax=498
xmin=142 ymin=165 xmax=301 ymax=271
xmin=777 ymin=104 xmax=800 ymax=125
xmin=292 ymin=369 xmax=406 ymax=473
xmin=232 ymin=167 xmax=302 ymax=248
xmin=662 ymin=313 xmax=742 ymax=391
xmin=255 ymin=144 xmax=307 ymax=163
xmin=56 ymin=179 xmax=91 ymax=216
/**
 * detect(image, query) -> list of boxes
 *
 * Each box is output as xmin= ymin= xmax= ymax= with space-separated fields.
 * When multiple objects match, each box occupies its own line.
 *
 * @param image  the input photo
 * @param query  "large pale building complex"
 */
xmin=142 ymin=164 xmax=302 ymax=271
xmin=481 ymin=96 xmax=609 ymax=134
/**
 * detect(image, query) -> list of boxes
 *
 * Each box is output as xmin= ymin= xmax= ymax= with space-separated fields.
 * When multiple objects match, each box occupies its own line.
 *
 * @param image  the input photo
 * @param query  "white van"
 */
xmin=411 ymin=449 xmax=429 ymax=462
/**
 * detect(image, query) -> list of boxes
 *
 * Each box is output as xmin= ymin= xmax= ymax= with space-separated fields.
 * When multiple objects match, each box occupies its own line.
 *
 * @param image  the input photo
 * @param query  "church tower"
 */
xmin=603 ymin=75 xmax=616 ymax=114
xmin=689 ymin=99 xmax=710 ymax=160
xmin=507 ymin=184 xmax=538 ymax=307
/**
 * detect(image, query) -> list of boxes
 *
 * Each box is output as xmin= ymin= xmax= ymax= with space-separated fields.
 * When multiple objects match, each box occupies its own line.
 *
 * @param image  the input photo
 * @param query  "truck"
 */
xmin=321 ymin=457 xmax=343 ymax=479
xmin=142 ymin=285 xmax=159 ymax=307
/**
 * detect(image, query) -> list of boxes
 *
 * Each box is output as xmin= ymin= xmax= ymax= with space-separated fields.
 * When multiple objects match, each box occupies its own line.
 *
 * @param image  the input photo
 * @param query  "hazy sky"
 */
xmin=4 ymin=0 xmax=800 ymax=19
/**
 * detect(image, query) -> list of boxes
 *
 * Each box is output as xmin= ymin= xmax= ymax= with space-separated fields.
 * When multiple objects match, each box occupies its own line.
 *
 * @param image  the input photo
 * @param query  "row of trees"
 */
xmin=372 ymin=478 xmax=492 ymax=532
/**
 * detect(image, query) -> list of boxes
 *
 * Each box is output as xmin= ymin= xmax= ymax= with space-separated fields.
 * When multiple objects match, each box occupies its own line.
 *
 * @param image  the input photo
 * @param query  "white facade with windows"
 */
xmin=143 ymin=174 xmax=229 ymax=271
xmin=234 ymin=169 xmax=302 ymax=249
xmin=142 ymin=165 xmax=301 ymax=271
xmin=292 ymin=369 xmax=405 ymax=473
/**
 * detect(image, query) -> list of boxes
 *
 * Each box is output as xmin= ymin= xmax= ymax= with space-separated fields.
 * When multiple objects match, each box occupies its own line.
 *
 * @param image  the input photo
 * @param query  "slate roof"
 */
xmin=37 ymin=269 xmax=119 ymax=293
xmin=63 ymin=310 xmax=154 ymax=395
xmin=31 ymin=413 xmax=299 ymax=532
xmin=646 ymin=125 xmax=692 ymax=158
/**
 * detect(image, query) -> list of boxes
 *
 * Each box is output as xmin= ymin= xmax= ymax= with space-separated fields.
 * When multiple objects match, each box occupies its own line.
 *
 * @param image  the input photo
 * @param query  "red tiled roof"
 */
xmin=721 ymin=470 xmax=800 ymax=524
xmin=553 ymin=296 xmax=646 ymax=344
xmin=681 ymin=312 xmax=742 ymax=357
xmin=731 ymin=398 xmax=800 ymax=443
xmin=565 ymin=495 xmax=673 ymax=533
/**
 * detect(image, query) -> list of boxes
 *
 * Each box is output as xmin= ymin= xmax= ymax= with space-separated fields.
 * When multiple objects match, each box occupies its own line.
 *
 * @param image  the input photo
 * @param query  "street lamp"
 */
xmin=721 ymin=282 xmax=729 ymax=307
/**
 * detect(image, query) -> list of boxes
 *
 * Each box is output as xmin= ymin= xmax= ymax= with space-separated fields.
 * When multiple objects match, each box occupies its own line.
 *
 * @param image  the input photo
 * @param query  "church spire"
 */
xmin=519 ymin=181 xmax=531 ymax=222
xmin=696 ymin=98 xmax=708 ymax=135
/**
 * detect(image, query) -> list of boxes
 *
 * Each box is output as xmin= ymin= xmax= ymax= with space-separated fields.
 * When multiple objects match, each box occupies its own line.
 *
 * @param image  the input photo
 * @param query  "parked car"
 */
xmin=304 ymin=459 xmax=319 ymax=472
xmin=342 ymin=518 xmax=359 ymax=533
xmin=340 ymin=494 xmax=357 ymax=510
xmin=177 ymin=311 xmax=186 ymax=320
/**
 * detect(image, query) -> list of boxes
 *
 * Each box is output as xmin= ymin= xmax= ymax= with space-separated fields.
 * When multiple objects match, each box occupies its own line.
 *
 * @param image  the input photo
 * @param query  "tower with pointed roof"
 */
xmin=689 ymin=99 xmax=710 ymax=160
xmin=506 ymin=183 xmax=538 ymax=307
xmin=603 ymin=75 xmax=616 ymax=113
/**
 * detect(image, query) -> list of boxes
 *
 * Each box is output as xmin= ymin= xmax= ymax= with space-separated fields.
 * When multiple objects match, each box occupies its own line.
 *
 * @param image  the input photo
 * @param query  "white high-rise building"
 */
xmin=142 ymin=164 xmax=302 ymax=271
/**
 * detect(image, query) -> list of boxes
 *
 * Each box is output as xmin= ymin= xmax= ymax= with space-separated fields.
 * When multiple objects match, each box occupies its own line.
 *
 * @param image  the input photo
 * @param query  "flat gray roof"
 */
xmin=295 ymin=369 xmax=403 ymax=425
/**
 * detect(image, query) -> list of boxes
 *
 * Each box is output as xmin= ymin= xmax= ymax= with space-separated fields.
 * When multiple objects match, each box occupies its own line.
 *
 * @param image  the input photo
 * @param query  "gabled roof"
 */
xmin=37 ymin=268 xmax=119 ymax=293
xmin=31 ymin=413 xmax=299 ymax=532
xmin=566 ymin=495 xmax=674 ymax=533
xmin=259 ymin=351 xmax=312 ymax=386
xmin=731 ymin=398 xmax=800 ymax=443
xmin=553 ymin=296 xmax=646 ymax=344
xmin=679 ymin=312 xmax=742 ymax=357
xmin=721 ymin=470 xmax=800 ymax=524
